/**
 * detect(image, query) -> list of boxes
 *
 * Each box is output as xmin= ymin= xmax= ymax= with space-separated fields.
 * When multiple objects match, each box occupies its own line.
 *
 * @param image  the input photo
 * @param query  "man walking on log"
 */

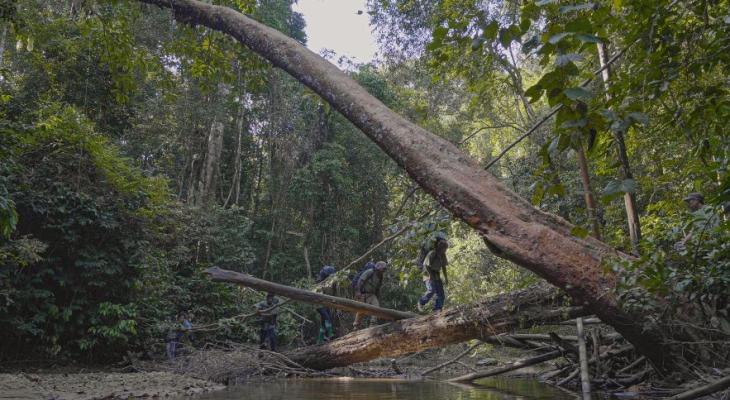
xmin=315 ymin=265 xmax=337 ymax=343
xmin=255 ymin=292 xmax=280 ymax=351
xmin=353 ymin=261 xmax=387 ymax=329
xmin=417 ymin=233 xmax=449 ymax=313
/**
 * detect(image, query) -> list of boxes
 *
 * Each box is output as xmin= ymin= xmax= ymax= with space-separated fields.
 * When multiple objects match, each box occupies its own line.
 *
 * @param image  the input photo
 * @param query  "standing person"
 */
xmin=164 ymin=316 xmax=180 ymax=360
xmin=255 ymin=293 xmax=280 ymax=351
xmin=674 ymin=193 xmax=720 ymax=251
xmin=416 ymin=233 xmax=449 ymax=313
xmin=353 ymin=261 xmax=387 ymax=329
xmin=315 ymin=265 xmax=337 ymax=343
xmin=180 ymin=312 xmax=195 ymax=347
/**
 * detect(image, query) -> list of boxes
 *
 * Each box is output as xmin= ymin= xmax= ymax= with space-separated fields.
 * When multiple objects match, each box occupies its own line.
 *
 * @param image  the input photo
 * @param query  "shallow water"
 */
xmin=190 ymin=377 xmax=577 ymax=400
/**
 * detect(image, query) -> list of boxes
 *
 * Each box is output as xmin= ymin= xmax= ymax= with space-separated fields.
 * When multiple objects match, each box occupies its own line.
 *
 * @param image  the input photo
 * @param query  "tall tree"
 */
xmin=134 ymin=0 xmax=681 ymax=372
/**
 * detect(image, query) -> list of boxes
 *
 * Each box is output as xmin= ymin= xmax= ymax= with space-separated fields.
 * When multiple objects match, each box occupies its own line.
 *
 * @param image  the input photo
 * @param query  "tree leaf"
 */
xmin=555 ymin=53 xmax=583 ymax=67
xmin=548 ymin=32 xmax=573 ymax=44
xmin=602 ymin=179 xmax=637 ymax=201
xmin=564 ymin=87 xmax=593 ymax=101
xmin=628 ymin=112 xmax=649 ymax=125
xmin=571 ymin=225 xmax=590 ymax=238
xmin=525 ymin=83 xmax=544 ymax=102
xmin=560 ymin=3 xmax=595 ymax=13
xmin=575 ymin=33 xmax=602 ymax=43
xmin=522 ymin=35 xmax=540 ymax=54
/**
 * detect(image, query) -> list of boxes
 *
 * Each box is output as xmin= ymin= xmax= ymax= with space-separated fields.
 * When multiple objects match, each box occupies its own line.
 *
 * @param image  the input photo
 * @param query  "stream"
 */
xmin=186 ymin=377 xmax=578 ymax=400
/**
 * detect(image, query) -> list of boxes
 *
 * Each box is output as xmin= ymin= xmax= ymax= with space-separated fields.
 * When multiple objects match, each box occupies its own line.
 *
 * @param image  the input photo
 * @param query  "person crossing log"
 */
xmin=285 ymin=285 xmax=587 ymax=370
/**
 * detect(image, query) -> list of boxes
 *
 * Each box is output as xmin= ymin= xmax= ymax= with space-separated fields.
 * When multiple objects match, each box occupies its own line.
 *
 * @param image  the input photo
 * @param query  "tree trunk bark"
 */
xmin=0 ymin=24 xmax=7 ymax=67
xmin=449 ymin=350 xmax=564 ymax=383
xmin=224 ymin=108 xmax=244 ymax=208
xmin=199 ymin=118 xmax=224 ymax=206
xmin=303 ymin=245 xmax=312 ymax=279
xmin=597 ymin=42 xmax=641 ymax=252
xmin=286 ymin=285 xmax=586 ymax=370
xmin=205 ymin=266 xmax=416 ymax=321
xmin=576 ymin=317 xmax=592 ymax=400
xmin=576 ymin=147 xmax=602 ymax=240
xmin=134 ymin=0 xmax=677 ymax=373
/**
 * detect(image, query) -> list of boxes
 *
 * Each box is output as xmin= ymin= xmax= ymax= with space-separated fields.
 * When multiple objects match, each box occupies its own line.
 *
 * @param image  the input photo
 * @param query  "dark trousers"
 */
xmin=419 ymin=278 xmax=445 ymax=311
xmin=317 ymin=307 xmax=332 ymax=328
xmin=259 ymin=324 xmax=277 ymax=351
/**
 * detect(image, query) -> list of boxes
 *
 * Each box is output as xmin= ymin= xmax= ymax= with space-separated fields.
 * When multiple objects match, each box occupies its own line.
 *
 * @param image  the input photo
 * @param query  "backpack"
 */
xmin=417 ymin=232 xmax=447 ymax=267
xmin=423 ymin=249 xmax=446 ymax=273
xmin=316 ymin=265 xmax=336 ymax=283
xmin=350 ymin=261 xmax=375 ymax=289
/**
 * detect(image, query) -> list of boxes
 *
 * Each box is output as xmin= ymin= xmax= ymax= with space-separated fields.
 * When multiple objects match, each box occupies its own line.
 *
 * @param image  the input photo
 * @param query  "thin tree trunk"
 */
xmin=199 ymin=118 xmax=224 ymax=206
xmin=261 ymin=217 xmax=275 ymax=279
xmin=597 ymin=42 xmax=641 ymax=252
xmin=576 ymin=147 xmax=602 ymax=240
xmin=449 ymin=350 xmax=564 ymax=383
xmin=0 ymin=24 xmax=7 ymax=67
xmin=303 ymin=245 xmax=312 ymax=279
xmin=250 ymin=137 xmax=264 ymax=214
xmin=224 ymin=122 xmax=243 ymax=208
xmin=668 ymin=375 xmax=730 ymax=400
xmin=136 ymin=0 xmax=678 ymax=372
xmin=186 ymin=156 xmax=198 ymax=204
xmin=576 ymin=317 xmax=592 ymax=400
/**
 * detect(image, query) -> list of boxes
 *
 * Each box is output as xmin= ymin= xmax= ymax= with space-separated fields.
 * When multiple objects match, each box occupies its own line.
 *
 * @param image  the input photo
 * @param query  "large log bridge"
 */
xmin=205 ymin=266 xmax=417 ymax=321
xmin=206 ymin=266 xmax=587 ymax=371
xmin=286 ymin=285 xmax=587 ymax=370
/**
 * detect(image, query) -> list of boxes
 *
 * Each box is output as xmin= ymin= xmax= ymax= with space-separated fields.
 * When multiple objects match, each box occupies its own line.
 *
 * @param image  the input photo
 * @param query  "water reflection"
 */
xmin=191 ymin=377 xmax=576 ymax=400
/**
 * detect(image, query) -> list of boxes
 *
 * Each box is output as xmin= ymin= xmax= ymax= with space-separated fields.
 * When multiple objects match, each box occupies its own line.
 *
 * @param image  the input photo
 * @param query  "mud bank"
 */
xmin=0 ymin=371 xmax=224 ymax=400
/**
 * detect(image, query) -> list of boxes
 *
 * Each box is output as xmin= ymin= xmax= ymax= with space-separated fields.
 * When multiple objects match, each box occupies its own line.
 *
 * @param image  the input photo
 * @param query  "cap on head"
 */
xmin=374 ymin=261 xmax=387 ymax=270
xmin=683 ymin=192 xmax=704 ymax=203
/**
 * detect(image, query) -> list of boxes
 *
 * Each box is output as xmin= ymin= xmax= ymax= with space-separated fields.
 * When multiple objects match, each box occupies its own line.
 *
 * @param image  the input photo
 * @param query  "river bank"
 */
xmin=0 ymin=371 xmax=224 ymax=400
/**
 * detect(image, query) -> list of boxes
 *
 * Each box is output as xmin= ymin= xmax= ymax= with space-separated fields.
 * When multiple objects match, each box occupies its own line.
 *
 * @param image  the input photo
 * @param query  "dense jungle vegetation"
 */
xmin=0 ymin=0 xmax=728 ymax=367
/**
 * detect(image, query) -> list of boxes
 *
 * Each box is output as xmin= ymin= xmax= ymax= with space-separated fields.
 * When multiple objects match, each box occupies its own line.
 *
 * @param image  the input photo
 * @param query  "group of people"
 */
xmin=254 ymin=231 xmax=452 ymax=351
xmin=171 ymin=192 xmax=722 ymax=356
xmin=165 ymin=312 xmax=194 ymax=360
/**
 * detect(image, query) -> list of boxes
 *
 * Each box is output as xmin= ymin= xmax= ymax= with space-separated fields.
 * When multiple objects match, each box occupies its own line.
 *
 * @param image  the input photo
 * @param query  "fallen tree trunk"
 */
xmin=286 ymin=286 xmax=587 ymax=370
xmin=668 ymin=375 xmax=730 ymax=400
xmin=449 ymin=350 xmax=565 ymax=383
xmin=135 ymin=0 xmax=677 ymax=372
xmin=205 ymin=266 xmax=416 ymax=321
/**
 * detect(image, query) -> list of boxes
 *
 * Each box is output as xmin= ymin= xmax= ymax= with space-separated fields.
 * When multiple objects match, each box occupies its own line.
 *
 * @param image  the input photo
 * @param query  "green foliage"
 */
xmin=0 ymin=108 xmax=166 ymax=359
xmin=613 ymin=206 xmax=730 ymax=336
xmin=2 ymin=0 xmax=728 ymax=366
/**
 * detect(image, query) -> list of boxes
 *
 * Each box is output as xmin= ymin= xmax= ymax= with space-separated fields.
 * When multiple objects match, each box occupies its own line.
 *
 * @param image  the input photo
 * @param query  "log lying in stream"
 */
xmin=286 ymin=285 xmax=588 ymax=370
xmin=205 ymin=266 xmax=416 ymax=321
xmin=448 ymin=349 xmax=566 ymax=383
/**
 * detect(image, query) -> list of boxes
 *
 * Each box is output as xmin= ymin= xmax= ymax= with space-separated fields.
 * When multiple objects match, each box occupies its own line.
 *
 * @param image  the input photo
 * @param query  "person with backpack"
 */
xmin=416 ymin=233 xmax=449 ymax=312
xmin=255 ymin=292 xmax=280 ymax=351
xmin=315 ymin=265 xmax=337 ymax=343
xmin=353 ymin=261 xmax=387 ymax=329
